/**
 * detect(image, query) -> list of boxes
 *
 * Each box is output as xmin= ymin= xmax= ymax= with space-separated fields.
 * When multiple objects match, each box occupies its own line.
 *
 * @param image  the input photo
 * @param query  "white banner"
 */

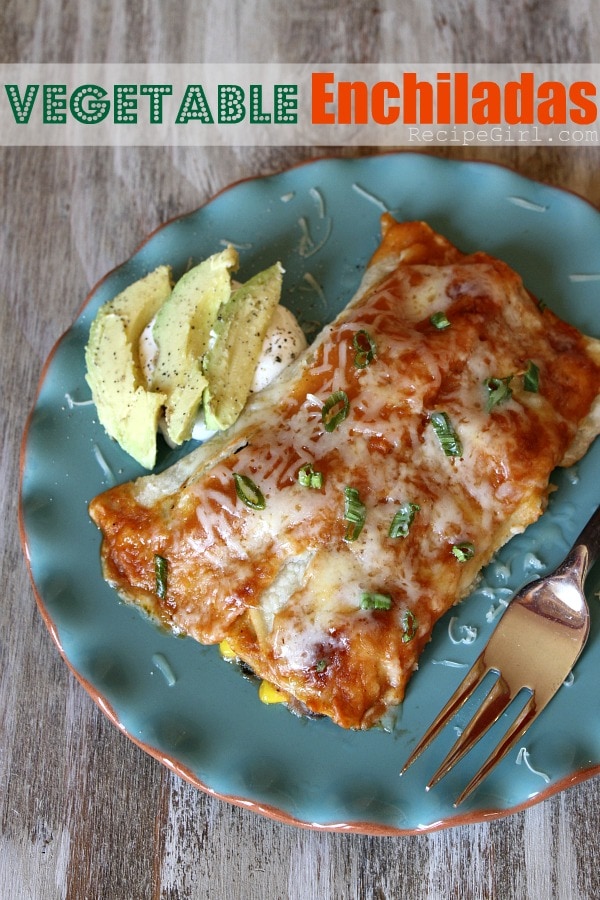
xmin=2 ymin=63 xmax=599 ymax=146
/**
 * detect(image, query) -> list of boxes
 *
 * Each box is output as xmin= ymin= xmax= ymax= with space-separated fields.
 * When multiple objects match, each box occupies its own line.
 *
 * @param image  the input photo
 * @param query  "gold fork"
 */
xmin=401 ymin=503 xmax=600 ymax=806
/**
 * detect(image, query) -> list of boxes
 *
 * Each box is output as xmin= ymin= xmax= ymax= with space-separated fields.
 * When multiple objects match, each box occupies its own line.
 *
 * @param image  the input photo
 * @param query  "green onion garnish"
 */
xmin=297 ymin=462 xmax=323 ymax=490
xmin=154 ymin=554 xmax=168 ymax=600
xmin=343 ymin=486 xmax=366 ymax=541
xmin=430 ymin=411 xmax=463 ymax=457
xmin=388 ymin=502 xmax=420 ymax=539
xmin=321 ymin=390 xmax=350 ymax=432
xmin=484 ymin=375 xmax=513 ymax=412
xmin=452 ymin=541 xmax=476 ymax=562
xmin=401 ymin=609 xmax=417 ymax=643
xmin=353 ymin=330 xmax=377 ymax=368
xmin=430 ymin=311 xmax=451 ymax=330
xmin=233 ymin=473 xmax=266 ymax=510
xmin=523 ymin=360 xmax=540 ymax=393
xmin=315 ymin=659 xmax=328 ymax=673
xmin=360 ymin=591 xmax=392 ymax=610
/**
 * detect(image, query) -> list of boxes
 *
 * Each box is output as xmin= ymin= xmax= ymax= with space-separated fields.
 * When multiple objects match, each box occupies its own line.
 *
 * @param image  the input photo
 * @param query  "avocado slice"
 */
xmin=203 ymin=262 xmax=283 ymax=431
xmin=149 ymin=246 xmax=239 ymax=445
xmin=85 ymin=265 xmax=173 ymax=469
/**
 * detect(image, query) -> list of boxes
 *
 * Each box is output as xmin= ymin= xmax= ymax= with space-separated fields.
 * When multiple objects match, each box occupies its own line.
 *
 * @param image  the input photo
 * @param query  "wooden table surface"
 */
xmin=3 ymin=2 xmax=600 ymax=897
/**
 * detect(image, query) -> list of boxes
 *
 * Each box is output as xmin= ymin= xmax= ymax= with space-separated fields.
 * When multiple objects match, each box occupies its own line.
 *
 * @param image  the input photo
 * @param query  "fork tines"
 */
xmin=400 ymin=654 xmax=541 ymax=806
xmin=401 ymin=520 xmax=595 ymax=805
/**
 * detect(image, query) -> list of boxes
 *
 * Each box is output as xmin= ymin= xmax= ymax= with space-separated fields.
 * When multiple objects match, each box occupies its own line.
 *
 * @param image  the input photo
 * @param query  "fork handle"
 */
xmin=573 ymin=503 xmax=600 ymax=571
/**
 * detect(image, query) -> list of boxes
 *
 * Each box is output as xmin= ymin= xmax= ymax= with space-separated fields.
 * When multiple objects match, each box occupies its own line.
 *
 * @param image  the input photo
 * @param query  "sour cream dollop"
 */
xmin=250 ymin=304 xmax=308 ymax=392
xmin=138 ymin=304 xmax=307 ymax=444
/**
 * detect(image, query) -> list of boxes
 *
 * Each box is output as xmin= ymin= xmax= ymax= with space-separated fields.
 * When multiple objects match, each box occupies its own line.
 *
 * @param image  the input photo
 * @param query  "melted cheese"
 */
xmin=89 ymin=218 xmax=600 ymax=730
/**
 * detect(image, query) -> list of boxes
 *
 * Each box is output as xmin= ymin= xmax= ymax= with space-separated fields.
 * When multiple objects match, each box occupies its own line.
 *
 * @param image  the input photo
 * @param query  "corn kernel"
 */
xmin=258 ymin=680 xmax=289 ymax=704
xmin=219 ymin=639 xmax=237 ymax=660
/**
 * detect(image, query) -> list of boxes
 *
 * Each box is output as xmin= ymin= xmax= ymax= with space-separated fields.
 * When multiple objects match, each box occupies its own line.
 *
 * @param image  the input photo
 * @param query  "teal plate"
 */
xmin=20 ymin=154 xmax=600 ymax=834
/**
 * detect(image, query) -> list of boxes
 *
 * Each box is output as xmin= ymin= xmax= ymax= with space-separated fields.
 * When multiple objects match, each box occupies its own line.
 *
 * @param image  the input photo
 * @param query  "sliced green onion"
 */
xmin=321 ymin=390 xmax=350 ymax=432
xmin=233 ymin=473 xmax=266 ymax=510
xmin=353 ymin=330 xmax=377 ymax=368
xmin=452 ymin=541 xmax=476 ymax=562
xmin=315 ymin=658 xmax=328 ymax=673
xmin=388 ymin=502 xmax=420 ymax=539
xmin=485 ymin=375 xmax=513 ymax=412
xmin=523 ymin=360 xmax=540 ymax=393
xmin=430 ymin=411 xmax=463 ymax=457
xmin=297 ymin=462 xmax=323 ymax=489
xmin=430 ymin=311 xmax=451 ymax=330
xmin=154 ymin=554 xmax=168 ymax=600
xmin=360 ymin=591 xmax=392 ymax=610
xmin=343 ymin=486 xmax=366 ymax=542
xmin=401 ymin=609 xmax=418 ymax=643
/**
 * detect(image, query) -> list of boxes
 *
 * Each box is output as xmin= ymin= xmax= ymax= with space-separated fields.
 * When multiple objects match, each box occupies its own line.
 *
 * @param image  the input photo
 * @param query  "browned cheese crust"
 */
xmin=89 ymin=217 xmax=600 ymax=729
